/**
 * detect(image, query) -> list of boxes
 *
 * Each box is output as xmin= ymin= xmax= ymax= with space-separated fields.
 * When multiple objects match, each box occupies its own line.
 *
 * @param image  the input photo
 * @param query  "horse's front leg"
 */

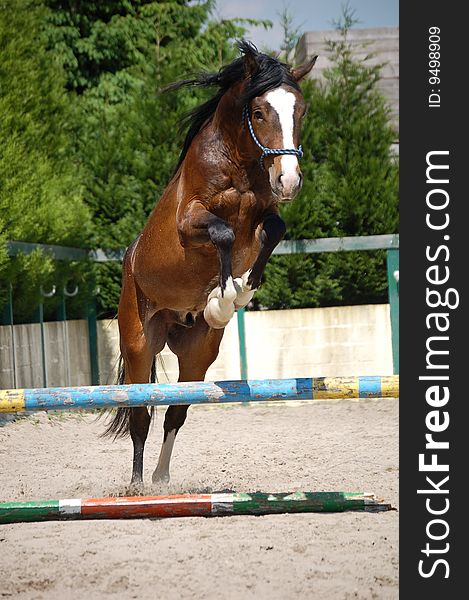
xmin=234 ymin=212 xmax=286 ymax=307
xmin=178 ymin=201 xmax=236 ymax=328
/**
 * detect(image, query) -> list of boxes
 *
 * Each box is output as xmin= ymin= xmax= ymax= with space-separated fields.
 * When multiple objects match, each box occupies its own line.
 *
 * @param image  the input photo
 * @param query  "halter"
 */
xmin=243 ymin=105 xmax=304 ymax=170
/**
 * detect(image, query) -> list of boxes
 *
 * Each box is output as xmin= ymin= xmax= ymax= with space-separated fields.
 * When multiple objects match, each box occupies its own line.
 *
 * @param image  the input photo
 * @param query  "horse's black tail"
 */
xmin=100 ymin=355 xmax=156 ymax=439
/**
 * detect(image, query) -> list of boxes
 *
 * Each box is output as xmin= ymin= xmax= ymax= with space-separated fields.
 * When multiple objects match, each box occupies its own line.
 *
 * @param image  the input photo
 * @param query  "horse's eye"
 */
xmin=253 ymin=110 xmax=263 ymax=121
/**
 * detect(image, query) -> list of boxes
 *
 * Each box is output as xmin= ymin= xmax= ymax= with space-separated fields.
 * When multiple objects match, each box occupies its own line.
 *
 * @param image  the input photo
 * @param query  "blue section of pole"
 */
xmin=22 ymin=378 xmax=311 ymax=411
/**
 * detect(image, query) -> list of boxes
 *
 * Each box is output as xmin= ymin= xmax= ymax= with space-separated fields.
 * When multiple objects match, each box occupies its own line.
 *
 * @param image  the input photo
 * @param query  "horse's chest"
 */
xmin=210 ymin=187 xmax=262 ymax=267
xmin=212 ymin=187 xmax=259 ymax=227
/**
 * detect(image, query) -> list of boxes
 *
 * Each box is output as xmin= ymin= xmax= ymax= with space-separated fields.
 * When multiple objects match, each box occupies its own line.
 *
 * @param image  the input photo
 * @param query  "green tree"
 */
xmin=256 ymin=7 xmax=398 ymax=309
xmin=278 ymin=3 xmax=304 ymax=59
xmin=0 ymin=0 xmax=92 ymax=322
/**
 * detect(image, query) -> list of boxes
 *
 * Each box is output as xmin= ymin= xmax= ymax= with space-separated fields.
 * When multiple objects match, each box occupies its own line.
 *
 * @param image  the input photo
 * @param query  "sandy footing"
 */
xmin=0 ymin=398 xmax=398 ymax=599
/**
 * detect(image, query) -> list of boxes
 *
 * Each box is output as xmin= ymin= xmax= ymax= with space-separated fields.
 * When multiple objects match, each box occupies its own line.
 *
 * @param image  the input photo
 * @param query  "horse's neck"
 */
xmin=177 ymin=86 xmax=273 ymax=209
xmin=210 ymin=93 xmax=260 ymax=185
xmin=212 ymin=88 xmax=250 ymax=158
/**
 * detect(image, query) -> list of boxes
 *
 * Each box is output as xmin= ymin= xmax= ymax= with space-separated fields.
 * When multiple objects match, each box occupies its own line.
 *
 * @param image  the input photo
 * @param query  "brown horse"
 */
xmin=104 ymin=41 xmax=317 ymax=485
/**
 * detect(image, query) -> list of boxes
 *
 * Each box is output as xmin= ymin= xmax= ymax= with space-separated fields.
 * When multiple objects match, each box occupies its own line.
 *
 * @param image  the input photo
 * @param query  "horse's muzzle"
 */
xmin=271 ymin=170 xmax=303 ymax=202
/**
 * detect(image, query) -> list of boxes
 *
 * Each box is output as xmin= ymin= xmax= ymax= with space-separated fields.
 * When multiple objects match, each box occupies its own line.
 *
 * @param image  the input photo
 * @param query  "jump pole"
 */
xmin=0 ymin=375 xmax=398 ymax=413
xmin=0 ymin=492 xmax=393 ymax=524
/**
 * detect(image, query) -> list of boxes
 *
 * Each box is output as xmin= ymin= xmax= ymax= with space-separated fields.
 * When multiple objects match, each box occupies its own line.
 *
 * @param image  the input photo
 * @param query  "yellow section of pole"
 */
xmin=0 ymin=389 xmax=25 ymax=412
xmin=313 ymin=377 xmax=360 ymax=400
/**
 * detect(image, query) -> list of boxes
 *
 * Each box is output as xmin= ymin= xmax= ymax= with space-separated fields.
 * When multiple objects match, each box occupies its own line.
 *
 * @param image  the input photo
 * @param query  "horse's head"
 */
xmin=242 ymin=45 xmax=317 ymax=202
xmin=167 ymin=41 xmax=317 ymax=196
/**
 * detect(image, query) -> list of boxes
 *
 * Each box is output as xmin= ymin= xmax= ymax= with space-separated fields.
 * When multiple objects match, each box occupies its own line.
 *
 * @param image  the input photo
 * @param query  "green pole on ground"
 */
xmin=0 ymin=492 xmax=393 ymax=524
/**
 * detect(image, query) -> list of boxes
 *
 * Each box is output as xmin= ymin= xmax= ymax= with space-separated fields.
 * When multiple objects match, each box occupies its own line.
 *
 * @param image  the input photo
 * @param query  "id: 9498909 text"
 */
xmin=428 ymin=26 xmax=441 ymax=108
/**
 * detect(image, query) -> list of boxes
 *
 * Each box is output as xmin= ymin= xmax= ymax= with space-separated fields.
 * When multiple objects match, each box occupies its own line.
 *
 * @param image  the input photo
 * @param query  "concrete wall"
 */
xmin=0 ymin=304 xmax=393 ymax=389
xmin=243 ymin=304 xmax=392 ymax=379
xmin=295 ymin=27 xmax=399 ymax=136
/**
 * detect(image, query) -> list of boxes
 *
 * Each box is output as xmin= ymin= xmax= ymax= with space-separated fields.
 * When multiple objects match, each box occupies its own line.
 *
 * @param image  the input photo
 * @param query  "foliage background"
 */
xmin=0 ymin=0 xmax=398 ymax=323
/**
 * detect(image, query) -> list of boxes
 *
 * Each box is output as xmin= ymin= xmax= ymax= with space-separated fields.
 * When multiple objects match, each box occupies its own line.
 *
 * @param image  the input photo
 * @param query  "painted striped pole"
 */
xmin=0 ymin=376 xmax=398 ymax=413
xmin=0 ymin=492 xmax=393 ymax=524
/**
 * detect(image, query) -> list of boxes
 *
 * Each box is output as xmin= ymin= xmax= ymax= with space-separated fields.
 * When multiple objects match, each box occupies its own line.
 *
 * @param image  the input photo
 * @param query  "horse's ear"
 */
xmin=291 ymin=55 xmax=318 ymax=82
xmin=243 ymin=49 xmax=259 ymax=78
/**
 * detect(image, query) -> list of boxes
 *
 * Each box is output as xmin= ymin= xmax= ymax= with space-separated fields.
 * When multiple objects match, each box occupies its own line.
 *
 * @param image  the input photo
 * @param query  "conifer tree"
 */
xmin=0 ymin=0 xmax=91 ymax=321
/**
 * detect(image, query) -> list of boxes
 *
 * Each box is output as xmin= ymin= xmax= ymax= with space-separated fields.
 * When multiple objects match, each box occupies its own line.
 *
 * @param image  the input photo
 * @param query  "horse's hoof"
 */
xmin=128 ymin=480 xmax=144 ymax=494
xmin=204 ymin=277 xmax=237 ymax=328
xmin=152 ymin=471 xmax=170 ymax=484
xmin=204 ymin=302 xmax=234 ymax=328
xmin=234 ymin=270 xmax=255 ymax=308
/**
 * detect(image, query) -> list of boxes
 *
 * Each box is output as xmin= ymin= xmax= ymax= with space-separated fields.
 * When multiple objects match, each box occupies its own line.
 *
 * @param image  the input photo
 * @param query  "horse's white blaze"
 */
xmin=265 ymin=88 xmax=299 ymax=191
xmin=153 ymin=429 xmax=176 ymax=483
xmin=266 ymin=88 xmax=296 ymax=147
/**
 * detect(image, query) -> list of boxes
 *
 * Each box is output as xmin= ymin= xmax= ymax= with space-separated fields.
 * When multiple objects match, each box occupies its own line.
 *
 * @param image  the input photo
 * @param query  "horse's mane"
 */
xmin=166 ymin=40 xmax=300 ymax=174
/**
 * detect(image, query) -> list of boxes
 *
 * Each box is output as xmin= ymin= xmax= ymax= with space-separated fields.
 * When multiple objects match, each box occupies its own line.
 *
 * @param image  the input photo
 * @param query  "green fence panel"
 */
xmin=386 ymin=249 xmax=399 ymax=374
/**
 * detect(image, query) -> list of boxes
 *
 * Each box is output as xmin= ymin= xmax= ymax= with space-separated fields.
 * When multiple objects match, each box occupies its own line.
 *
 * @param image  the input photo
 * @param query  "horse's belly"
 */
xmin=133 ymin=245 xmax=214 ymax=311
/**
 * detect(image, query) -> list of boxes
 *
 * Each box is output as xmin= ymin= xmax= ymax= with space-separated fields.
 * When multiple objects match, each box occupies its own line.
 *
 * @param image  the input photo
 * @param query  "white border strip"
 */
xmin=59 ymin=498 xmax=82 ymax=515
xmin=211 ymin=493 xmax=234 ymax=515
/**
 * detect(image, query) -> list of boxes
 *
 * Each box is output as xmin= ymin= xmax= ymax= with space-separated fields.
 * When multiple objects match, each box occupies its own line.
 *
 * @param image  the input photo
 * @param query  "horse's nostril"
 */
xmin=277 ymin=172 xmax=302 ymax=191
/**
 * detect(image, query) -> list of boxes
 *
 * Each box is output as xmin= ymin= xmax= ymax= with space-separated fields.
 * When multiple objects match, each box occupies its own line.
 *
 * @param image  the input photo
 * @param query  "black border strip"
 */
xmin=400 ymin=2 xmax=465 ymax=594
